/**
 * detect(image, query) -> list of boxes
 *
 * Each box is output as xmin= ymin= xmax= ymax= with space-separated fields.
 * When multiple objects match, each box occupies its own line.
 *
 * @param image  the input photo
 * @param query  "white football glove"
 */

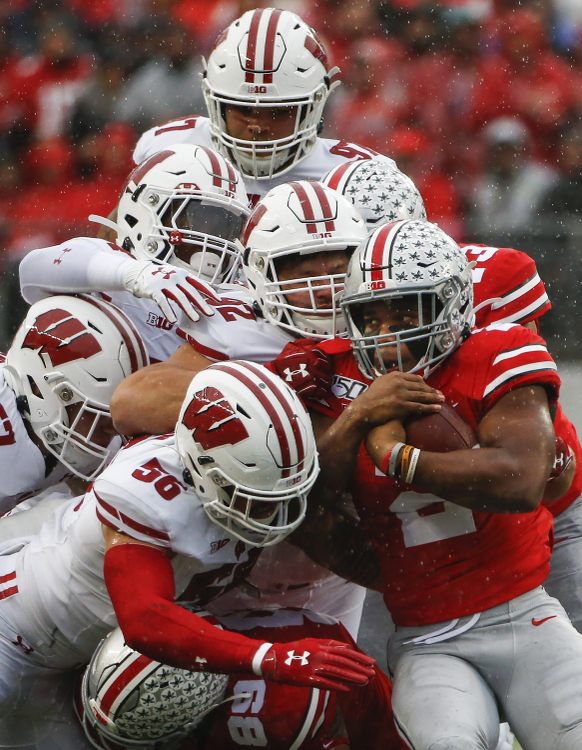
xmin=123 ymin=261 xmax=218 ymax=324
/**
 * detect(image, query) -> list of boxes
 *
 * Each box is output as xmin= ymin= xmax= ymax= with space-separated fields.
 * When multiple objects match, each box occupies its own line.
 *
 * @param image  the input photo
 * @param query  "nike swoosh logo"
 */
xmin=417 ymin=261 xmax=438 ymax=268
xmin=532 ymin=616 xmax=557 ymax=626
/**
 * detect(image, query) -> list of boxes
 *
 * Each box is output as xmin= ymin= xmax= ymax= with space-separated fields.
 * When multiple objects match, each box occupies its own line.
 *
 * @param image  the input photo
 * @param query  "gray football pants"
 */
xmin=545 ymin=493 xmax=582 ymax=633
xmin=387 ymin=586 xmax=582 ymax=750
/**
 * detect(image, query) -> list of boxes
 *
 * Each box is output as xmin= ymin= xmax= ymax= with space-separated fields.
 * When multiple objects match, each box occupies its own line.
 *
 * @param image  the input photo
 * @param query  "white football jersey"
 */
xmin=133 ymin=115 xmax=396 ymax=203
xmin=0 ymin=365 xmax=70 ymax=514
xmin=178 ymin=283 xmax=291 ymax=363
xmin=9 ymin=434 xmax=259 ymax=669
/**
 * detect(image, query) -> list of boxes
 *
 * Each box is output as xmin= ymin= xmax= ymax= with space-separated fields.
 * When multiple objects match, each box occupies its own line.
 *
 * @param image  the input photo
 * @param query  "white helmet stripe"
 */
xmin=368 ymin=222 xmax=405 ymax=284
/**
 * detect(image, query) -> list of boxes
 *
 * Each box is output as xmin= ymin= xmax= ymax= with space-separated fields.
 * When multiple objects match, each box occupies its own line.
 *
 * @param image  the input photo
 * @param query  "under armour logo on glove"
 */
xmin=151 ymin=267 xmax=177 ymax=280
xmin=283 ymin=363 xmax=308 ymax=382
xmin=284 ymin=650 xmax=311 ymax=666
xmin=267 ymin=339 xmax=333 ymax=402
xmin=123 ymin=260 xmax=219 ymax=324
xmin=258 ymin=637 xmax=375 ymax=692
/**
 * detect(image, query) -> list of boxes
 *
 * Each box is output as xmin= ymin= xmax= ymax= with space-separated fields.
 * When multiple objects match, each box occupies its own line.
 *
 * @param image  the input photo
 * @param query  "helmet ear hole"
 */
xmin=124 ymin=214 xmax=138 ymax=228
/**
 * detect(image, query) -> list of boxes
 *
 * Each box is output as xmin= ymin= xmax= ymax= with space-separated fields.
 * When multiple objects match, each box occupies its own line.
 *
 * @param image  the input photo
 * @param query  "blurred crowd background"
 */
xmin=1 ymin=0 xmax=582 ymax=357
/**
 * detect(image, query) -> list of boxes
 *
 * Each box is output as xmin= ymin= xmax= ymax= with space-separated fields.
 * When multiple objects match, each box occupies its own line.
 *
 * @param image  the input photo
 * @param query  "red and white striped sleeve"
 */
xmin=463 ymin=244 xmax=550 ymax=327
xmin=474 ymin=326 xmax=560 ymax=412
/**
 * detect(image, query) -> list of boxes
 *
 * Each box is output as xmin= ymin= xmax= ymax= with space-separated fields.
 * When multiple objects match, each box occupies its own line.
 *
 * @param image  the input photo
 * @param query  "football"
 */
xmin=404 ymin=403 xmax=478 ymax=452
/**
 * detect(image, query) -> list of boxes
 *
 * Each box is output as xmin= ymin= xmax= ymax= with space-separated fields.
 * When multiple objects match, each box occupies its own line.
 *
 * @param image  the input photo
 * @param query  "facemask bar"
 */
xmin=145 ymin=192 xmax=247 ymax=286
xmin=204 ymin=467 xmax=311 ymax=547
xmin=343 ymin=288 xmax=453 ymax=379
xmin=262 ymin=251 xmax=349 ymax=338
xmin=204 ymin=91 xmax=327 ymax=179
xmin=39 ymin=379 xmax=114 ymax=481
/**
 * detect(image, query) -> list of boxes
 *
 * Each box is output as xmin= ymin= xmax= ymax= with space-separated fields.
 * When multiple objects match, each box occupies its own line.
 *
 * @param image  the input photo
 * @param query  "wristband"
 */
xmin=405 ymin=447 xmax=422 ymax=485
xmin=381 ymin=442 xmax=406 ymax=477
xmin=252 ymin=642 xmax=273 ymax=676
xmin=397 ymin=445 xmax=414 ymax=483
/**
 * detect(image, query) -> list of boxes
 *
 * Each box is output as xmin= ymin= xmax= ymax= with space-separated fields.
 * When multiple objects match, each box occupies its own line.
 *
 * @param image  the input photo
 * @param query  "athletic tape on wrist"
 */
xmin=252 ymin=642 xmax=274 ymax=676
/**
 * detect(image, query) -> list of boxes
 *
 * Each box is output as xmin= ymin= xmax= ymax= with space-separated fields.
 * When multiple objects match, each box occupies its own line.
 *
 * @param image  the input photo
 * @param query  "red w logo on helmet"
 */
xmin=182 ymin=386 xmax=249 ymax=450
xmin=22 ymin=309 xmax=102 ymax=367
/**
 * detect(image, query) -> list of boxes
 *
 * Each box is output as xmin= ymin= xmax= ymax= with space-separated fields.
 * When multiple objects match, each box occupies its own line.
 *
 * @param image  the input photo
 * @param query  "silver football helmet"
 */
xmin=79 ymin=626 xmax=229 ymax=750
xmin=321 ymin=159 xmax=427 ymax=229
xmin=342 ymin=220 xmax=474 ymax=378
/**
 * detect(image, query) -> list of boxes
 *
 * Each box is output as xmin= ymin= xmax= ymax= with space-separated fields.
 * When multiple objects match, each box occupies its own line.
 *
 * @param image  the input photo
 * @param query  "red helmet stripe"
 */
xmin=262 ymin=8 xmax=282 ymax=84
xmin=123 ymin=150 xmax=175 ymax=198
xmin=197 ymin=145 xmax=237 ymax=194
xmin=98 ymin=652 xmax=155 ymax=717
xmin=370 ymin=224 xmax=395 ymax=282
xmin=311 ymin=182 xmax=336 ymax=232
xmin=241 ymin=203 xmax=267 ymax=245
xmin=232 ymin=360 xmax=306 ymax=474
xmin=245 ymin=9 xmax=263 ymax=83
xmin=323 ymin=161 xmax=355 ymax=192
xmin=80 ymin=295 xmax=147 ymax=374
xmin=289 ymin=182 xmax=336 ymax=234
xmin=304 ymin=32 xmax=329 ymax=70
xmin=212 ymin=362 xmax=305 ymax=477
xmin=289 ymin=182 xmax=317 ymax=234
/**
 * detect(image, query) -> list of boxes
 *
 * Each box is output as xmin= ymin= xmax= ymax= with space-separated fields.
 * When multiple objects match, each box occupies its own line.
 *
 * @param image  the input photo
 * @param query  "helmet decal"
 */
xmin=288 ymin=181 xmax=336 ymax=234
xmin=212 ymin=361 xmax=305 ymax=477
xmin=243 ymin=8 xmax=283 ymax=82
xmin=182 ymin=386 xmax=250 ymax=451
xmin=22 ymin=308 xmax=102 ymax=367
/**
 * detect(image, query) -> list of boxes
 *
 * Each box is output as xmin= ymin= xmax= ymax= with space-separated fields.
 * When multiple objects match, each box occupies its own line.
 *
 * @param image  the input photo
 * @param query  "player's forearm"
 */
xmin=110 ymin=363 xmax=198 ymax=435
xmin=19 ymin=238 xmax=134 ymax=303
xmin=314 ymin=407 xmax=371 ymax=504
xmin=290 ymin=501 xmax=383 ymax=592
xmin=367 ymin=437 xmax=550 ymax=512
xmin=104 ymin=544 xmax=266 ymax=674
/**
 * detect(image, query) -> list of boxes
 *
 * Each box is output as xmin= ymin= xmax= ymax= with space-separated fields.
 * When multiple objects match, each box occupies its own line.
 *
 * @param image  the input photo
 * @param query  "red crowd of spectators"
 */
xmin=1 ymin=0 xmax=582 ymax=266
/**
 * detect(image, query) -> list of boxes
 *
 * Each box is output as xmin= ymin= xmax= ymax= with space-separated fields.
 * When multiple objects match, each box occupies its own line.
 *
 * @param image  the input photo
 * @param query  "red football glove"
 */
xmin=259 ymin=638 xmax=376 ymax=692
xmin=549 ymin=435 xmax=573 ymax=480
xmin=267 ymin=339 xmax=333 ymax=401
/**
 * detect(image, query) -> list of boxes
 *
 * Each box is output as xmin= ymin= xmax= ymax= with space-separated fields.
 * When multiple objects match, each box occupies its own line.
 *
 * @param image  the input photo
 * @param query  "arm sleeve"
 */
xmin=104 ymin=543 xmax=268 ymax=674
xmin=19 ymin=237 xmax=138 ymax=304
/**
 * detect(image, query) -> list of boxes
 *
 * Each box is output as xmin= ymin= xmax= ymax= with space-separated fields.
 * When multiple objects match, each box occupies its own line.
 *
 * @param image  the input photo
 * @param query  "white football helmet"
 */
xmin=115 ymin=144 xmax=250 ymax=286
xmin=3 ymin=295 xmax=149 ymax=480
xmin=175 ymin=360 xmax=318 ymax=547
xmin=321 ymin=159 xmax=427 ymax=229
xmin=79 ymin=624 xmax=229 ymax=750
xmin=202 ymin=8 xmax=339 ymax=179
xmin=242 ymin=180 xmax=367 ymax=339
xmin=341 ymin=220 xmax=474 ymax=378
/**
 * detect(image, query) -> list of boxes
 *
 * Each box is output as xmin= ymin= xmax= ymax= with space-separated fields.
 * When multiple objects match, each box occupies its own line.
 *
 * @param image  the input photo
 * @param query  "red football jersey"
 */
xmin=463 ymin=243 xmax=550 ymax=328
xmin=197 ymin=610 xmax=404 ymax=750
xmin=463 ymin=243 xmax=582 ymax=518
xmin=312 ymin=324 xmax=560 ymax=626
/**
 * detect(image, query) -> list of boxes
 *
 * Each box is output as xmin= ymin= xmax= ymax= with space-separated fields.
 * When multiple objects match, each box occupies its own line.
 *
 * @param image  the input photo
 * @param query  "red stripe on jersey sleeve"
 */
xmin=95 ymin=492 xmax=171 ymax=544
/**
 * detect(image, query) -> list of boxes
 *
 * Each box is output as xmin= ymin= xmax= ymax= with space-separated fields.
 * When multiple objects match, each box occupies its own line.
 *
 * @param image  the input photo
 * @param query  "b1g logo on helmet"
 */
xmin=22 ymin=309 xmax=102 ymax=367
xmin=182 ymin=386 xmax=249 ymax=450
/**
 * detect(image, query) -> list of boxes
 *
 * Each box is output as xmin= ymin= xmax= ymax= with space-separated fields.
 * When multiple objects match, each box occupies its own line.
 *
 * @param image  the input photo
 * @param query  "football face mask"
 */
xmin=341 ymin=220 xmax=474 ymax=378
